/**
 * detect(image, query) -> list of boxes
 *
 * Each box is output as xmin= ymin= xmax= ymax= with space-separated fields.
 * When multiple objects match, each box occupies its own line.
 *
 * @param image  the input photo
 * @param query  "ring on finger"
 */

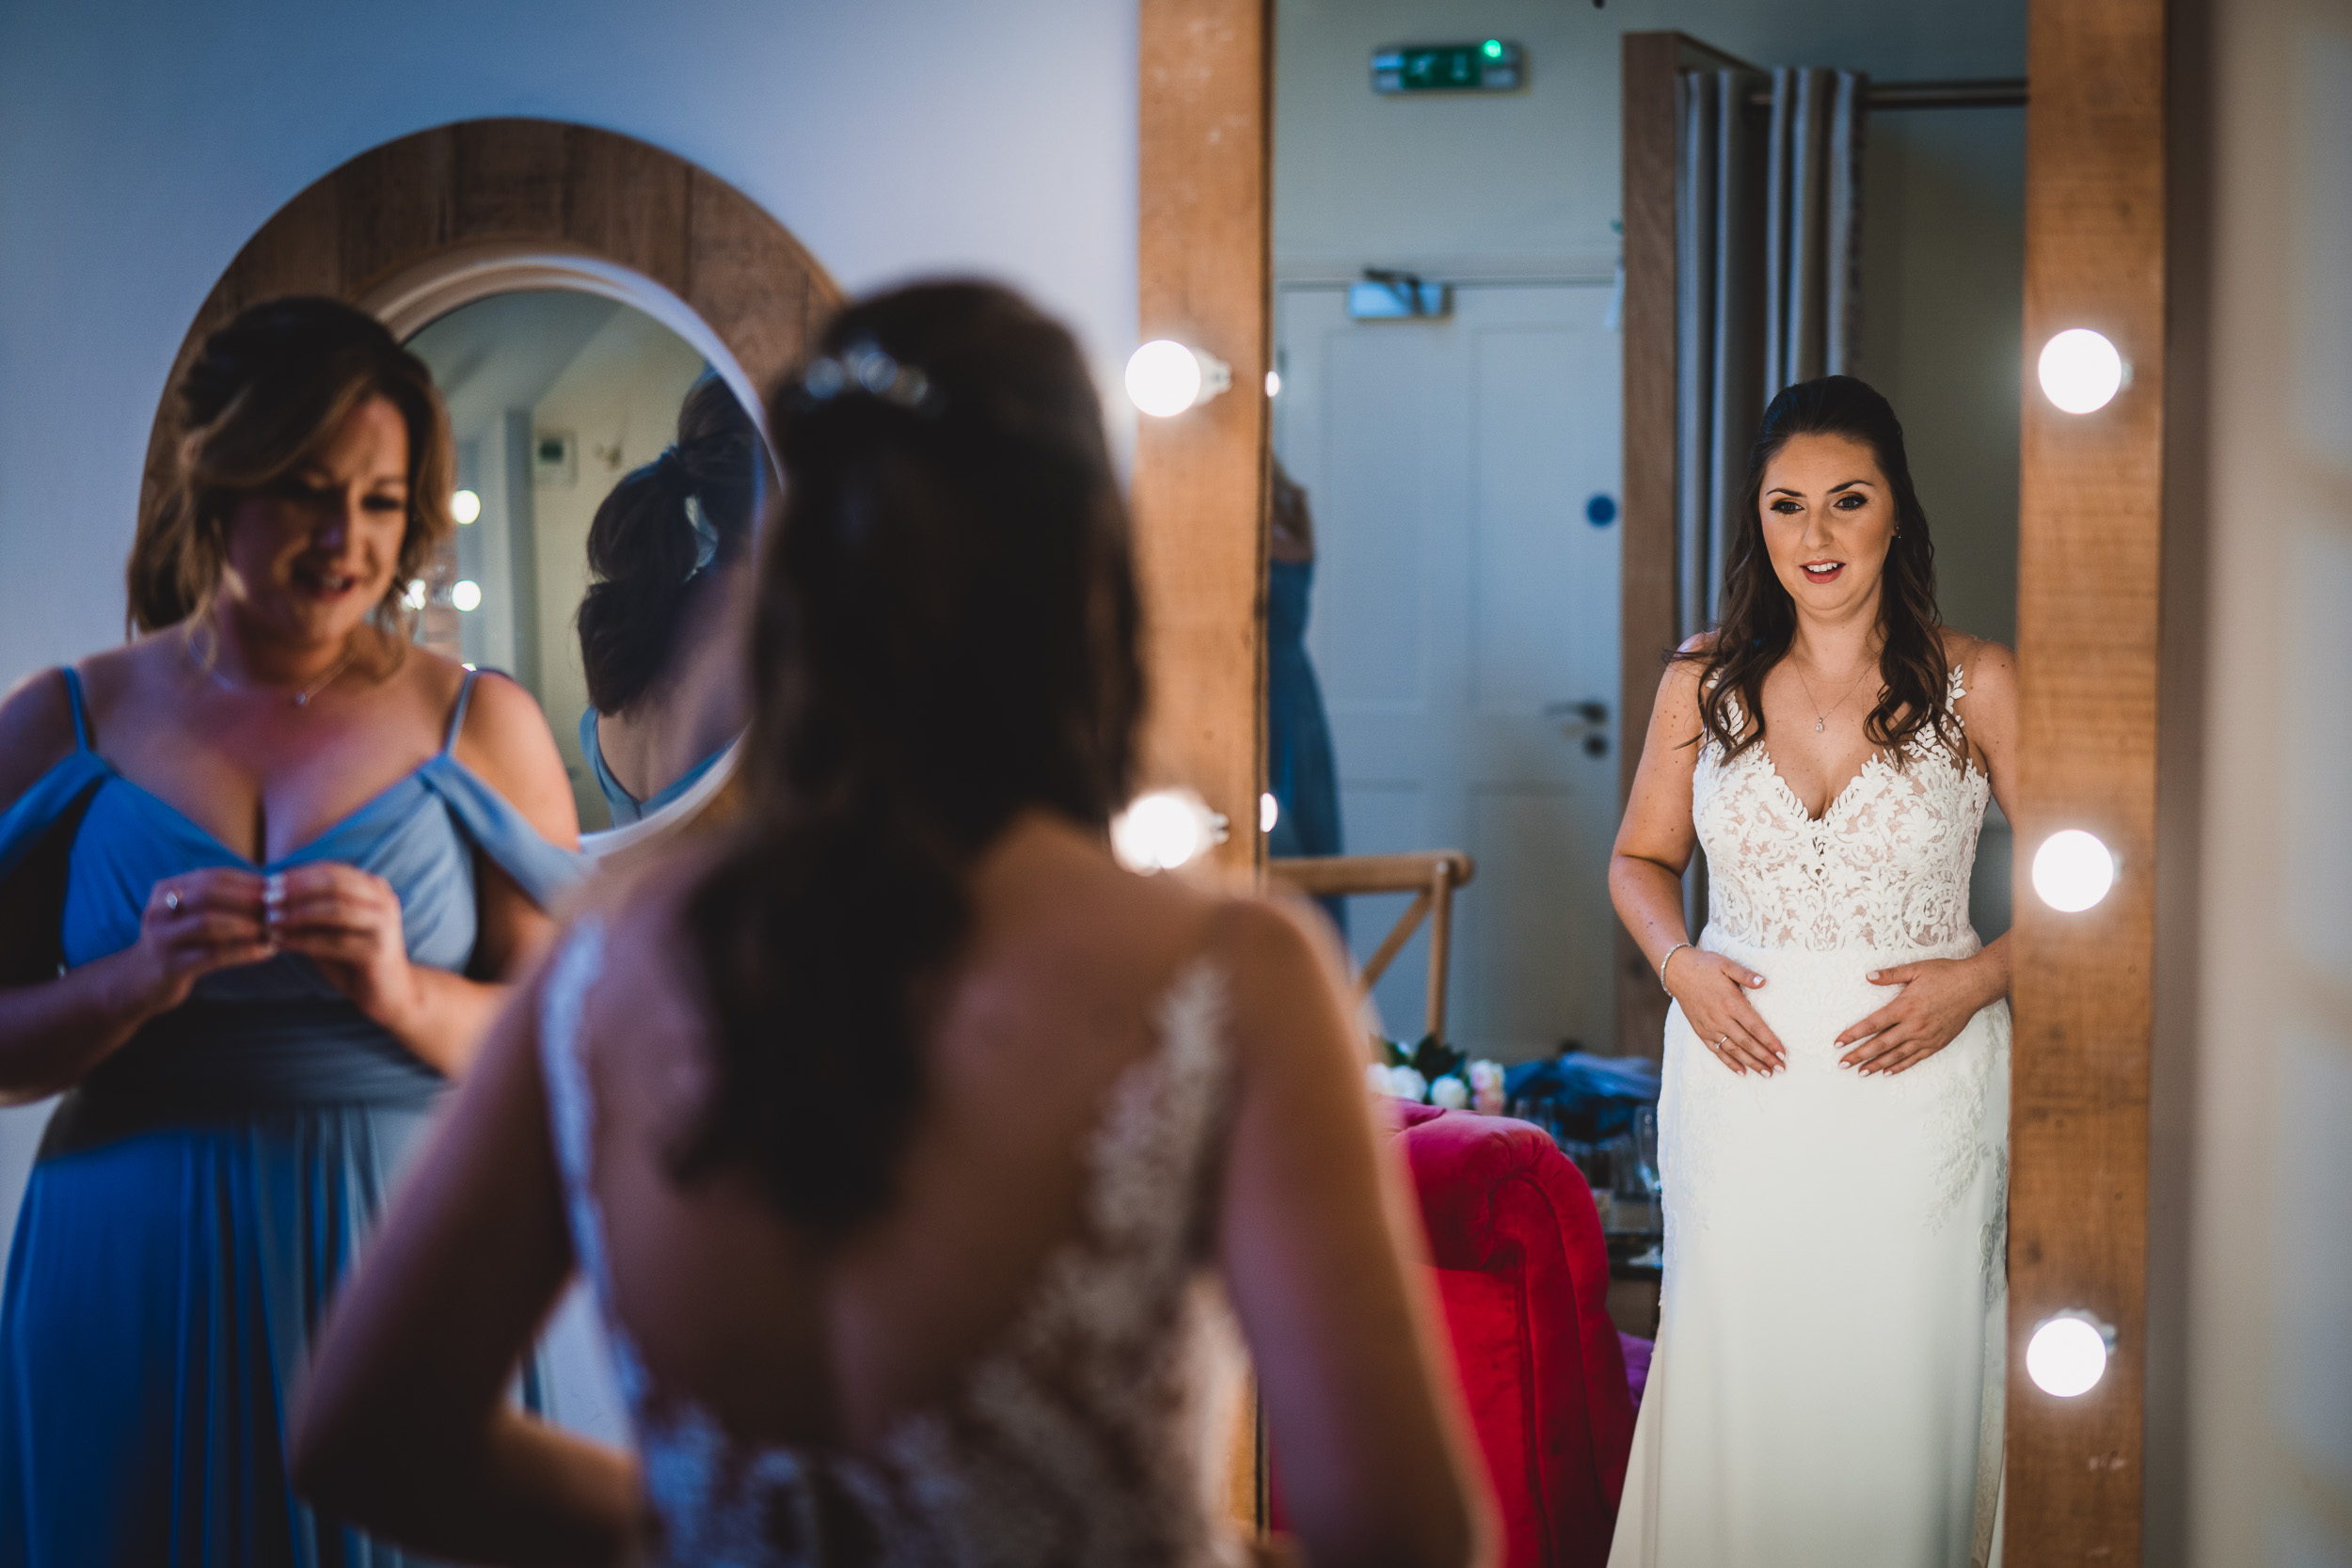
xmin=163 ymin=888 xmax=181 ymax=913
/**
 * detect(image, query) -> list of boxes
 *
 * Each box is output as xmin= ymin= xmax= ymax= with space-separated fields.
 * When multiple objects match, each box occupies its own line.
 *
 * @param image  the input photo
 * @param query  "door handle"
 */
xmin=1545 ymin=699 xmax=1611 ymax=757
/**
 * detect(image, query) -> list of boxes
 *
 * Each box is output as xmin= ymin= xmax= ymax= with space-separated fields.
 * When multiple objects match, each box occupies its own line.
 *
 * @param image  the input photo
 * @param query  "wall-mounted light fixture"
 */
xmin=2037 ymin=328 xmax=2126 ymax=414
xmin=1110 ymin=788 xmax=1230 ymax=872
xmin=1260 ymin=792 xmax=1280 ymax=833
xmin=2026 ymin=1310 xmax=2117 ymax=1397
xmin=2031 ymin=828 xmax=2117 ymax=912
xmin=451 ymin=579 xmax=483 ymax=613
xmin=1124 ymin=340 xmax=1232 ymax=418
xmin=450 ymin=488 xmax=482 ymax=525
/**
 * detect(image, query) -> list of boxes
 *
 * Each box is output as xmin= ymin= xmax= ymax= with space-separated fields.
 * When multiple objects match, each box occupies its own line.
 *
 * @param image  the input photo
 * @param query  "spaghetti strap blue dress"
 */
xmin=0 ymin=667 xmax=584 ymax=1567
xmin=577 ymin=706 xmax=725 ymax=829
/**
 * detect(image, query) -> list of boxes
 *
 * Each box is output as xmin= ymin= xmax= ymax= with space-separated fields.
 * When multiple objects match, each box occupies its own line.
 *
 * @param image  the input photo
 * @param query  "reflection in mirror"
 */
xmin=404 ymin=292 xmax=774 ymax=832
xmin=1267 ymin=6 xmax=2026 ymax=1562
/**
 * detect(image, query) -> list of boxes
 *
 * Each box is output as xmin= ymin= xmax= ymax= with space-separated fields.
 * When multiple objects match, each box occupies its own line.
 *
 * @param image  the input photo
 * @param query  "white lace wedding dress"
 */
xmin=1609 ymin=669 xmax=2010 ymax=1568
xmin=536 ymin=920 xmax=1251 ymax=1567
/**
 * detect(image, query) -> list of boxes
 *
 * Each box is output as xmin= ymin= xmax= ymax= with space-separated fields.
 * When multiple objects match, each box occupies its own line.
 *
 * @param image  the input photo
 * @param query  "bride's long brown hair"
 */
xmin=1681 ymin=375 xmax=1956 ymax=765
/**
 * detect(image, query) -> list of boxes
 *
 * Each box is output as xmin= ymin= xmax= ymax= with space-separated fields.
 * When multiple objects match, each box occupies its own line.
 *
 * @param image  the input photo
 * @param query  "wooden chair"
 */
xmin=1263 ymin=851 xmax=1476 ymax=1041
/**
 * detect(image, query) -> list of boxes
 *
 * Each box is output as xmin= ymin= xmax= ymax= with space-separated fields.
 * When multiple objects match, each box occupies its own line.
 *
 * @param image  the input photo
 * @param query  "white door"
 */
xmin=1272 ymin=283 xmax=1622 ymax=1062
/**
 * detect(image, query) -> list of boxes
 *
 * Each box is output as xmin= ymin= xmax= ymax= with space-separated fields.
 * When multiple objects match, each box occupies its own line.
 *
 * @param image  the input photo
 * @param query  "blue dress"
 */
xmin=578 ymin=706 xmax=726 ymax=829
xmin=1265 ymin=558 xmax=1345 ymax=933
xmin=0 ymin=668 xmax=584 ymax=1567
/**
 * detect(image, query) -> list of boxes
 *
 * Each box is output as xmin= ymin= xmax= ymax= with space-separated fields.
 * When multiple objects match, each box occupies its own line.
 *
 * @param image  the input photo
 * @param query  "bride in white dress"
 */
xmin=1606 ymin=376 xmax=2016 ymax=1568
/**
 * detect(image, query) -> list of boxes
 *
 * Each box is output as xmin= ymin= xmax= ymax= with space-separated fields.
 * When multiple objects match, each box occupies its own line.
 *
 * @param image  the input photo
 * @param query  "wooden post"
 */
xmin=1136 ymin=0 xmax=1273 ymax=882
xmin=2006 ymin=0 xmax=2166 ymax=1559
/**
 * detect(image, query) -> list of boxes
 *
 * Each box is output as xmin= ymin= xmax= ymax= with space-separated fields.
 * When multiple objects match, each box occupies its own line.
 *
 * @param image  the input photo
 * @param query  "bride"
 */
xmin=1605 ymin=376 xmax=2015 ymax=1568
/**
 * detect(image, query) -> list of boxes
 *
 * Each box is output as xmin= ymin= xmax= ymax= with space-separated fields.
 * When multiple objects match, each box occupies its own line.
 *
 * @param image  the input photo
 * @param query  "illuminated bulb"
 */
xmin=1265 ymin=369 xmax=1282 ymax=398
xmin=1260 ymin=791 xmax=1280 ymax=833
xmin=1111 ymin=788 xmax=1228 ymax=873
xmin=402 ymin=578 xmax=427 ymax=610
xmin=451 ymin=579 xmax=483 ymax=613
xmin=450 ymin=488 xmax=482 ymax=525
xmin=2026 ymin=1311 xmax=2115 ymax=1397
xmin=1125 ymin=340 xmax=1232 ymax=418
xmin=2031 ymin=829 xmax=2116 ymax=912
xmin=2038 ymin=328 xmax=2126 ymax=415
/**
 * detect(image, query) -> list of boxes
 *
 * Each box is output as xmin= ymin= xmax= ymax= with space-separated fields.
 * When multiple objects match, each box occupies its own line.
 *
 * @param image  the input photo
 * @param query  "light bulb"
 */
xmin=1125 ymin=340 xmax=1231 ymax=418
xmin=451 ymin=579 xmax=483 ymax=613
xmin=451 ymin=488 xmax=482 ymax=525
xmin=402 ymin=578 xmax=427 ymax=610
xmin=1265 ymin=369 xmax=1282 ymax=398
xmin=2038 ymin=328 xmax=2126 ymax=415
xmin=2026 ymin=1311 xmax=2115 ymax=1397
xmin=1260 ymin=791 xmax=1280 ymax=833
xmin=1110 ymin=788 xmax=1228 ymax=872
xmin=2032 ymin=829 xmax=2116 ymax=912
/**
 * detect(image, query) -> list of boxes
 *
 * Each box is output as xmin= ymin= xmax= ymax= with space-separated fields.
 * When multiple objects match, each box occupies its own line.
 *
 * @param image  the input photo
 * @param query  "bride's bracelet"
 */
xmin=1659 ymin=941 xmax=1694 ymax=991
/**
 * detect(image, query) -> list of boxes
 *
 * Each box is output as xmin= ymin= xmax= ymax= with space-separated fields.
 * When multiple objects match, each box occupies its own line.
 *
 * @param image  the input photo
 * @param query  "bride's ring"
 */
xmin=1714 ymin=1034 xmax=1730 ymax=1051
xmin=163 ymin=888 xmax=182 ymax=913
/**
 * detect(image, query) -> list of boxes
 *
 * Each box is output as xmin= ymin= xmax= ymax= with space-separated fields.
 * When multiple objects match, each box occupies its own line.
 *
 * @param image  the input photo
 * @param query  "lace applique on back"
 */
xmin=1692 ymin=664 xmax=1991 ymax=955
xmin=537 ymin=923 xmax=1248 ymax=1568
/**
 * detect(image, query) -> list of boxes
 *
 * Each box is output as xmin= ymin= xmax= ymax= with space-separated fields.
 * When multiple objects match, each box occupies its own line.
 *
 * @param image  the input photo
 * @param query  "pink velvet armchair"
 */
xmin=1274 ymin=1101 xmax=1643 ymax=1567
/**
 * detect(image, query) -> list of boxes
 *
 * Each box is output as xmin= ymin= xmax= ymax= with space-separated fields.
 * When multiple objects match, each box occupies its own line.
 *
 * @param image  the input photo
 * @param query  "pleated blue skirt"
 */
xmin=0 ymin=1006 xmax=527 ymax=1567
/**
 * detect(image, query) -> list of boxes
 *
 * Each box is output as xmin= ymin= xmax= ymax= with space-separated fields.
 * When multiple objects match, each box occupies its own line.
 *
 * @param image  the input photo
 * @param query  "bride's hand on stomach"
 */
xmin=1836 ymin=956 xmax=2001 ymax=1075
xmin=1665 ymin=948 xmax=1785 ymax=1077
xmin=264 ymin=864 xmax=421 ymax=1032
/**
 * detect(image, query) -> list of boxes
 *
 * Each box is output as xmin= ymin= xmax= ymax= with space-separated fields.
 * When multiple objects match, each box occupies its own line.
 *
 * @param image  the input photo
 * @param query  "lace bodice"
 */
xmin=1692 ymin=667 xmax=1991 ymax=954
xmin=537 ymin=921 xmax=1248 ymax=1568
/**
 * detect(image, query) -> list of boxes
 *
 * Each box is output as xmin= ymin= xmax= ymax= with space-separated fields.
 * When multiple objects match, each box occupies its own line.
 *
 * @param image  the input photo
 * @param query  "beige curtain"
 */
xmin=1675 ymin=66 xmax=1867 ymax=641
xmin=1674 ymin=66 xmax=1866 ymax=933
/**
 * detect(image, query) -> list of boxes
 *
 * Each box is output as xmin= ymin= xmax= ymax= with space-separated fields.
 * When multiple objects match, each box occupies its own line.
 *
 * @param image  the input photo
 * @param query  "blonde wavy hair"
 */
xmin=127 ymin=296 xmax=455 ymax=636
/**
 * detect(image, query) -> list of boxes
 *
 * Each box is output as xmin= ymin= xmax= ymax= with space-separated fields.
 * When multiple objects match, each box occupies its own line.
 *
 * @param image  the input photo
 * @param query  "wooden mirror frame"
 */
xmin=1140 ymin=0 xmax=2172 ymax=1559
xmin=140 ymin=118 xmax=844 ymax=851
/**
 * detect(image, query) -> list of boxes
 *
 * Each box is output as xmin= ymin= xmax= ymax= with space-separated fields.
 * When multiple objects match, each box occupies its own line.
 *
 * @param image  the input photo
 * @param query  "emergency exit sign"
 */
xmin=1371 ymin=40 xmax=1524 ymax=94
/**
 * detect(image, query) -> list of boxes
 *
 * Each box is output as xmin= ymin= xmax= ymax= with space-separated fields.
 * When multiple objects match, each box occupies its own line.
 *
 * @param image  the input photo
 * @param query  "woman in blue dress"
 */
xmin=577 ymin=372 xmax=771 ymax=829
xmin=0 ymin=296 xmax=583 ymax=1565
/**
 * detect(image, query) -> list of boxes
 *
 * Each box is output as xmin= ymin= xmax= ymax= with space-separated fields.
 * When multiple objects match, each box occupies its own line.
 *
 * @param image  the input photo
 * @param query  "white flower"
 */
xmin=1389 ymin=1066 xmax=1429 ymax=1102
xmin=1467 ymin=1059 xmax=1503 ymax=1092
xmin=1366 ymin=1062 xmax=1394 ymax=1096
xmin=1429 ymin=1075 xmax=1470 ymax=1110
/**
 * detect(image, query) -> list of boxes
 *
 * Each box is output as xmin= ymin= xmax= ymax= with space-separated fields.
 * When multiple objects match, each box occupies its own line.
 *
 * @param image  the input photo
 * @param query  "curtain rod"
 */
xmin=1740 ymin=78 xmax=2027 ymax=111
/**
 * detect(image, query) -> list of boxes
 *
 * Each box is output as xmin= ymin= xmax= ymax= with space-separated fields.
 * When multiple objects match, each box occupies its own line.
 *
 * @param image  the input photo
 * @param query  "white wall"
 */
xmin=1272 ymin=0 xmax=2023 ymax=649
xmin=0 ymin=0 xmax=1136 ymax=1263
xmin=2182 ymin=0 xmax=2352 ymax=1560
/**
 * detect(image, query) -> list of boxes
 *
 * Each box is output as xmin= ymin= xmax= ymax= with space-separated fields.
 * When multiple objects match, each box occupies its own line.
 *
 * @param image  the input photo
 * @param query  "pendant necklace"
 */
xmin=189 ymin=629 xmax=358 ymax=709
xmin=1794 ymin=657 xmax=1876 ymax=733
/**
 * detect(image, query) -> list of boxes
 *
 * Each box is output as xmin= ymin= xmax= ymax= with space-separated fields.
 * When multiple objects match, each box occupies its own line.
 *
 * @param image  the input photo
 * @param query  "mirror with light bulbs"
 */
xmin=400 ymin=290 xmax=776 ymax=840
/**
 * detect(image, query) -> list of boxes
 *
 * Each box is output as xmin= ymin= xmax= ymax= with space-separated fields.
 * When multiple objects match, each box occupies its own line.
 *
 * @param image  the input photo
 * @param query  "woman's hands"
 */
xmin=265 ymin=864 xmax=423 ymax=1033
xmin=134 ymin=869 xmax=277 ymax=1013
xmin=1664 ymin=947 xmax=1785 ymax=1077
xmin=1836 ymin=954 xmax=2004 ymax=1075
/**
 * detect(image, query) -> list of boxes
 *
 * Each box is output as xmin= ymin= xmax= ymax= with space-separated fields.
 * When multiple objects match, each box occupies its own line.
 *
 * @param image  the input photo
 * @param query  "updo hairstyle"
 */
xmin=576 ymin=372 xmax=773 ymax=715
xmin=678 ymin=280 xmax=1143 ymax=1235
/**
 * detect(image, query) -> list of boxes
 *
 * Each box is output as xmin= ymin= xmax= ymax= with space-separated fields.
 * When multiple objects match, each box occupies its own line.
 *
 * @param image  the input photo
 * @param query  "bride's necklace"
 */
xmin=188 ymin=627 xmax=358 ymax=709
xmin=1792 ymin=657 xmax=1877 ymax=734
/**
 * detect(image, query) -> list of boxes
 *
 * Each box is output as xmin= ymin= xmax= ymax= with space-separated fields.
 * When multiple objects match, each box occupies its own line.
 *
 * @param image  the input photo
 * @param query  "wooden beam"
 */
xmin=1135 ymin=0 xmax=1272 ymax=881
xmin=2006 ymin=0 xmax=2166 ymax=1559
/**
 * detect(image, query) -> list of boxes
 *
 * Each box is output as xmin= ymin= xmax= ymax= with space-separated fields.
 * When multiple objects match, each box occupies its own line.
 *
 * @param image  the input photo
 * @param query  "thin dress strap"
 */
xmin=442 ymin=669 xmax=479 ymax=754
xmin=57 ymin=668 xmax=91 ymax=752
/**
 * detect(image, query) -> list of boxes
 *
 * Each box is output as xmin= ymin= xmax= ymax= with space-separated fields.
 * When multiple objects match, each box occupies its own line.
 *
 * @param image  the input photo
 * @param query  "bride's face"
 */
xmin=1756 ymin=432 xmax=1897 ymax=626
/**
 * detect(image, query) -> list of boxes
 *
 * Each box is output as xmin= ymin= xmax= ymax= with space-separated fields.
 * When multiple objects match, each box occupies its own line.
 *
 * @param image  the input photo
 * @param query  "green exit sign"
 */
xmin=1372 ymin=40 xmax=1524 ymax=94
